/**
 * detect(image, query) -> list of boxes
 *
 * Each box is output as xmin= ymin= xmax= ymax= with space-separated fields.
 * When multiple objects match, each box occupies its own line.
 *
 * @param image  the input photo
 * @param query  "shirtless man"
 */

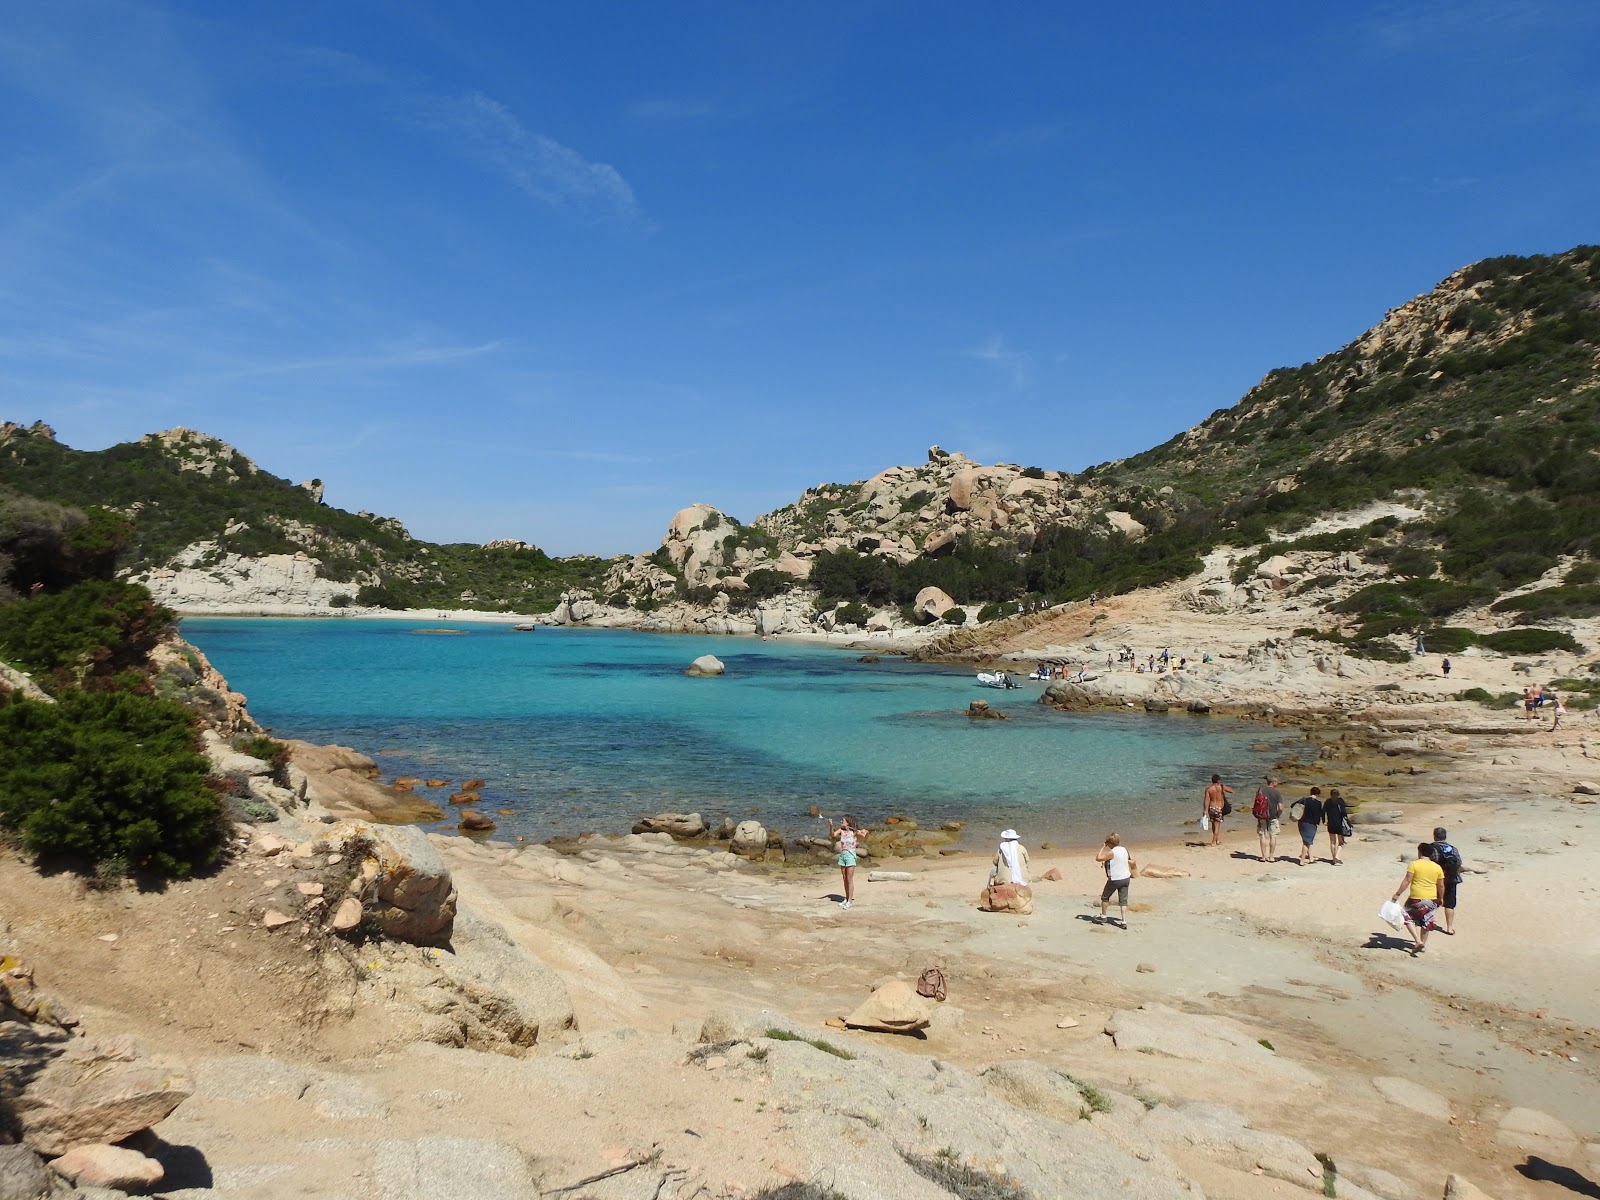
xmin=1203 ymin=774 xmax=1232 ymax=846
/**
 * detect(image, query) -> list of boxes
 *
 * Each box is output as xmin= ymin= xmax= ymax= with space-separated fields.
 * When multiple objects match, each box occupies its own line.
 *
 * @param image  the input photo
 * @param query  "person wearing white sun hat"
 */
xmin=990 ymin=828 xmax=1030 ymax=887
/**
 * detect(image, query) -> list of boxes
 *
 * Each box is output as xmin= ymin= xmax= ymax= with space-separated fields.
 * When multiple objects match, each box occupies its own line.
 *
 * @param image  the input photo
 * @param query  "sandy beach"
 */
xmin=4 ymin=690 xmax=1596 ymax=1199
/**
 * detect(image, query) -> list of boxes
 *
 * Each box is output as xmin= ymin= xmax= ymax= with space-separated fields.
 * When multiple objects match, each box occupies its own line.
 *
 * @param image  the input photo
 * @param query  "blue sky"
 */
xmin=1 ymin=1 xmax=1596 ymax=556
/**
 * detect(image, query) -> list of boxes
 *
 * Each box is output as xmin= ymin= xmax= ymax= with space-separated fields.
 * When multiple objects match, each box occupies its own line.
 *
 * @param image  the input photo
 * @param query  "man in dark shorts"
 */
xmin=1255 ymin=775 xmax=1285 ymax=863
xmin=1203 ymin=774 xmax=1232 ymax=846
xmin=1430 ymin=826 xmax=1463 ymax=935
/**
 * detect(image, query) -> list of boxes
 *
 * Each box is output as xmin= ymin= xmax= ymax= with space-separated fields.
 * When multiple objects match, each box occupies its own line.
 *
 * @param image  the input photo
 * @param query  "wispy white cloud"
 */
xmin=963 ymin=335 xmax=1031 ymax=387
xmin=423 ymin=91 xmax=647 ymax=228
xmin=1361 ymin=0 xmax=1578 ymax=55
xmin=626 ymin=97 xmax=717 ymax=122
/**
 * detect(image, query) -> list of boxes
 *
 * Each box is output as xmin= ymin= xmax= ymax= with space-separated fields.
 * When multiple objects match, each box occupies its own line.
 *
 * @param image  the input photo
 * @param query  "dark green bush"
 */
xmin=354 ymin=582 xmax=412 ymax=609
xmin=1477 ymin=628 xmax=1584 ymax=655
xmin=835 ymin=602 xmax=872 ymax=626
xmin=328 ymin=594 xmax=352 ymax=608
xmin=978 ymin=602 xmax=1007 ymax=623
xmin=740 ymin=569 xmax=791 ymax=600
xmin=0 ymin=579 xmax=172 ymax=692
xmin=941 ymin=607 xmax=967 ymax=625
xmin=0 ymin=690 xmax=225 ymax=878
xmin=1490 ymin=584 xmax=1600 ymax=623
xmin=1566 ymin=561 xmax=1600 ymax=585
xmin=1387 ymin=548 xmax=1437 ymax=579
xmin=1419 ymin=627 xmax=1480 ymax=653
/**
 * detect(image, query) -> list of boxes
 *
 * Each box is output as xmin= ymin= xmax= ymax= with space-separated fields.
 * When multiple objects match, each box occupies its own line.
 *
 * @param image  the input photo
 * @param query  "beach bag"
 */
xmin=1340 ymin=816 xmax=1354 ymax=838
xmin=1221 ymin=797 xmax=1232 ymax=817
xmin=916 ymin=966 xmax=947 ymax=1002
xmin=1378 ymin=900 xmax=1405 ymax=930
xmin=1252 ymin=790 xmax=1270 ymax=820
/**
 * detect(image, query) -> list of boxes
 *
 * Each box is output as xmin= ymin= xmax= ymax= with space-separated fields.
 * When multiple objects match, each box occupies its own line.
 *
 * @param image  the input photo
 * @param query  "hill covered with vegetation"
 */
xmin=1 ymin=246 xmax=1596 ymax=648
xmin=0 ymin=423 xmax=606 ymax=611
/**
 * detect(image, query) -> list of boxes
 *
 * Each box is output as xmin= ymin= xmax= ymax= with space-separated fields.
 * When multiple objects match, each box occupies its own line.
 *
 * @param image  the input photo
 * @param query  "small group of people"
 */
xmin=1523 ymin=684 xmax=1567 ymax=729
xmin=984 ymin=827 xmax=1136 ymax=927
xmin=1202 ymin=774 xmax=1352 ymax=865
xmin=1390 ymin=828 xmax=1463 ymax=956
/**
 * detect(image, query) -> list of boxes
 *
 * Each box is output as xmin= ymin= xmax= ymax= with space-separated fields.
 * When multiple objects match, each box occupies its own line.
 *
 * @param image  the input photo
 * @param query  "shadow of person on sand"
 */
xmin=1517 ymin=1156 xmax=1600 ymax=1198
xmin=819 ymin=893 xmax=845 ymax=903
xmin=1362 ymin=931 xmax=1414 ymax=953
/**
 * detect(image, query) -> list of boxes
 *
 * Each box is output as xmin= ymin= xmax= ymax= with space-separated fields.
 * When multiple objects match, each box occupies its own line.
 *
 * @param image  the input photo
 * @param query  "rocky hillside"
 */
xmin=0 ymin=423 xmax=605 ymax=612
xmin=3 ymin=246 xmax=1596 ymax=643
xmin=562 ymin=246 xmax=1599 ymax=655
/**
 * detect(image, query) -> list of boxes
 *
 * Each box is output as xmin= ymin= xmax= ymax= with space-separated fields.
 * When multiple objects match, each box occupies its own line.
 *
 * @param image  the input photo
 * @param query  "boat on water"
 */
xmin=975 ymin=671 xmax=1021 ymax=689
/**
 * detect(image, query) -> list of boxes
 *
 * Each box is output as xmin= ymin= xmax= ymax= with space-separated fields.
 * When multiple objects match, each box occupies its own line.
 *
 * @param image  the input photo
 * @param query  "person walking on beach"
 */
xmin=1442 ymin=657 xmax=1451 ymax=678
xmin=1391 ymin=842 xmax=1445 ymax=956
xmin=1095 ymin=833 xmax=1136 ymax=928
xmin=1550 ymin=691 xmax=1566 ymax=732
xmin=1323 ymin=788 xmax=1350 ymax=865
xmin=1254 ymin=776 xmax=1285 ymax=862
xmin=1429 ymin=827 xmax=1463 ymax=935
xmin=1203 ymin=774 xmax=1232 ymax=846
xmin=825 ymin=815 xmax=867 ymax=910
xmin=1289 ymin=786 xmax=1324 ymax=866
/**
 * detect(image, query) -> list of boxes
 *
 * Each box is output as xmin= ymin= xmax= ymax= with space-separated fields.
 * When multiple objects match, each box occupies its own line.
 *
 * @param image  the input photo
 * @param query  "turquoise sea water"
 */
xmin=180 ymin=619 xmax=1287 ymax=847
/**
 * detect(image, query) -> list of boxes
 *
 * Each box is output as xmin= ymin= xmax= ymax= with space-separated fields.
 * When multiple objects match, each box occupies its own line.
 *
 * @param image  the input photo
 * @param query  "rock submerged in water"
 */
xmin=967 ymin=700 xmax=1006 ymax=720
xmin=459 ymin=811 xmax=496 ymax=832
xmin=685 ymin=655 xmax=725 ymax=677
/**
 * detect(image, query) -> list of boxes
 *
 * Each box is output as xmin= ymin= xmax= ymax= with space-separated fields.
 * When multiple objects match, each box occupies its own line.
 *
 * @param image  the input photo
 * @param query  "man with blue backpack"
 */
xmin=1428 ymin=827 xmax=1464 ymax=935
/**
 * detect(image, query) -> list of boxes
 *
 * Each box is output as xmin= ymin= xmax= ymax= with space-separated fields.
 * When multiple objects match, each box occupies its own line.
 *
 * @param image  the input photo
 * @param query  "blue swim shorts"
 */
xmin=837 ymin=851 xmax=857 ymax=868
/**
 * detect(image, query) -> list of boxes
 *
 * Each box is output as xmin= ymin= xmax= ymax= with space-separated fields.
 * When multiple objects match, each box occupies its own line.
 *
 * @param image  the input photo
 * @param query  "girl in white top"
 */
xmin=1095 ymin=833 xmax=1136 ymax=928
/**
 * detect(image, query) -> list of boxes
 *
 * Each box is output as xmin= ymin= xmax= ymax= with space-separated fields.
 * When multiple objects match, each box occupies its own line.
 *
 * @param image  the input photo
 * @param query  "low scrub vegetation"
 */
xmin=0 ymin=689 xmax=224 ymax=878
xmin=0 ymin=579 xmax=174 ymax=693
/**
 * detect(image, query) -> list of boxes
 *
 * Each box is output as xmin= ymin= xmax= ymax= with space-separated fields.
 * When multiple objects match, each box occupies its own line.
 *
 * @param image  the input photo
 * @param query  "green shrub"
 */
xmin=1345 ymin=639 xmax=1412 ymax=663
xmin=834 ymin=602 xmax=872 ymax=626
xmin=1566 ymin=561 xmax=1600 ymax=585
xmin=978 ymin=602 xmax=1007 ymax=623
xmin=1020 ymin=466 xmax=1047 ymax=479
xmin=740 ymin=569 xmax=791 ymax=600
xmin=1419 ymin=627 xmax=1480 ymax=653
xmin=0 ymin=690 xmax=225 ymax=878
xmin=762 ymin=1028 xmax=855 ymax=1059
xmin=328 ymin=594 xmax=352 ymax=608
xmin=1477 ymin=628 xmax=1584 ymax=655
xmin=1387 ymin=547 xmax=1437 ymax=579
xmin=1490 ymin=584 xmax=1600 ymax=623
xmin=0 ymin=579 xmax=173 ymax=692
xmin=1454 ymin=688 xmax=1494 ymax=703
xmin=354 ymin=582 xmax=411 ymax=609
xmin=941 ymin=607 xmax=967 ymax=625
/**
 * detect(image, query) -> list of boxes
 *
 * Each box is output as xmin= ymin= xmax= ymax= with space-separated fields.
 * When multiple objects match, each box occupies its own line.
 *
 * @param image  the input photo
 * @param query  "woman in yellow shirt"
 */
xmin=1391 ymin=842 xmax=1445 ymax=956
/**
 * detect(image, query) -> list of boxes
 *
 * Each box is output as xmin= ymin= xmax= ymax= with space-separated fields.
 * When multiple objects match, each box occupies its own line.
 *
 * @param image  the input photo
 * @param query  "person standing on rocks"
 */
xmin=1289 ymin=786 xmax=1324 ymax=866
xmin=1203 ymin=774 xmax=1232 ymax=846
xmin=1254 ymin=775 xmax=1285 ymax=862
xmin=1392 ymin=841 xmax=1445 ymax=956
xmin=1095 ymin=833 xmax=1136 ymax=928
xmin=826 ymin=815 xmax=867 ymax=910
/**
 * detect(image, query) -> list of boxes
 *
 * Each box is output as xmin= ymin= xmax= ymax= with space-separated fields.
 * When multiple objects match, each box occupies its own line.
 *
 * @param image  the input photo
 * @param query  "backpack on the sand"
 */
xmin=1252 ymin=790 xmax=1270 ymax=820
xmin=916 ymin=966 xmax=947 ymax=1002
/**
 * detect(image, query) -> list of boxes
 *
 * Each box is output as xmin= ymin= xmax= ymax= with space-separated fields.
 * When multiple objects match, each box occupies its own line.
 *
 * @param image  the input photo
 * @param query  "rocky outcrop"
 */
xmin=728 ymin=820 xmax=767 ymax=857
xmin=140 ymin=427 xmax=259 ymax=480
xmin=287 ymin=740 xmax=445 ymax=823
xmin=355 ymin=824 xmax=458 ymax=947
xmin=631 ymin=813 xmax=708 ymax=838
xmin=844 ymin=979 xmax=931 ymax=1033
xmin=685 ymin=654 xmax=725 ymax=677
xmin=133 ymin=547 xmax=361 ymax=612
xmin=913 ymin=586 xmax=957 ymax=624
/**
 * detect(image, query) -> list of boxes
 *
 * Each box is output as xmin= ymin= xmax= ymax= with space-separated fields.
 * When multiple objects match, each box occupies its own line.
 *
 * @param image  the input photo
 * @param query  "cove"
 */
xmin=180 ymin=618 xmax=1288 ymax=846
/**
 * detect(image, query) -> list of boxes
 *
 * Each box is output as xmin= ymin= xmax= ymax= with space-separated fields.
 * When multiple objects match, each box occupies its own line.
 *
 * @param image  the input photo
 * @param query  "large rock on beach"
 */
xmin=351 ymin=823 xmax=457 ymax=946
xmin=685 ymin=654 xmax=725 ymax=677
xmin=288 ymin=740 xmax=445 ymax=823
xmin=844 ymin=979 xmax=931 ymax=1033
xmin=729 ymin=820 xmax=767 ymax=857
xmin=13 ymin=1039 xmax=192 ymax=1155
xmin=631 ymin=812 xmax=708 ymax=838
xmin=913 ymin=587 xmax=957 ymax=624
xmin=48 ymin=1144 xmax=164 ymax=1191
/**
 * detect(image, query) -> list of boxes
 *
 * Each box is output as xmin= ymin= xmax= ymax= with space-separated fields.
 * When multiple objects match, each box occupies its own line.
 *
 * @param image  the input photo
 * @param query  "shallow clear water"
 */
xmin=180 ymin=618 xmax=1287 ymax=847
